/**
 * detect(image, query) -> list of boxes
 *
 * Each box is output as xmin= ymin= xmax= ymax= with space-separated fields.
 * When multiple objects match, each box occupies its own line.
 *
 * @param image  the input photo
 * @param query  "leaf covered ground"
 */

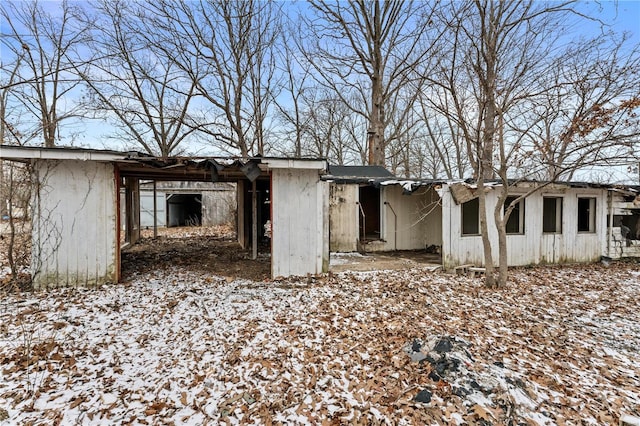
xmin=1 ymin=261 xmax=639 ymax=425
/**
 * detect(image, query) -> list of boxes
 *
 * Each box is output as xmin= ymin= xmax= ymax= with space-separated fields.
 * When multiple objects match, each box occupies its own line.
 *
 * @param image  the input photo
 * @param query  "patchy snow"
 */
xmin=1 ymin=263 xmax=639 ymax=424
xmin=329 ymin=252 xmax=370 ymax=266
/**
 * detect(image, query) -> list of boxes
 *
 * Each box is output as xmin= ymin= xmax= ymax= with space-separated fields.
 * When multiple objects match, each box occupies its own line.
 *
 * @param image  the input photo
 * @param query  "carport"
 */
xmin=0 ymin=145 xmax=329 ymax=288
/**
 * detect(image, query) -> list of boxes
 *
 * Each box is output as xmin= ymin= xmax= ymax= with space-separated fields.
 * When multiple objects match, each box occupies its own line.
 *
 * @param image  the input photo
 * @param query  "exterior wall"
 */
xmin=329 ymin=183 xmax=359 ymax=252
xmin=271 ymin=169 xmax=329 ymax=277
xmin=201 ymin=190 xmax=235 ymax=226
xmin=329 ymin=183 xmax=442 ymax=253
xmin=140 ymin=191 xmax=166 ymax=227
xmin=31 ymin=160 xmax=117 ymax=288
xmin=607 ymin=192 xmax=640 ymax=259
xmin=138 ymin=182 xmax=236 ymax=228
xmin=380 ymin=185 xmax=442 ymax=251
xmin=442 ymin=185 xmax=607 ymax=269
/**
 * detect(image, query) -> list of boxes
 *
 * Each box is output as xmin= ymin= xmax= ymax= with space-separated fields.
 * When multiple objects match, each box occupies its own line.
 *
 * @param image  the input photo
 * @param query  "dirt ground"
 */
xmin=123 ymin=225 xmax=443 ymax=281
xmin=122 ymin=225 xmax=272 ymax=282
xmin=3 ymin=224 xmax=442 ymax=286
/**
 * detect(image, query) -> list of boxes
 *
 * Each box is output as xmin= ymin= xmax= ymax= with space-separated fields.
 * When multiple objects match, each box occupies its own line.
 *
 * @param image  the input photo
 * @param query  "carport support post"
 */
xmin=153 ymin=180 xmax=158 ymax=239
xmin=252 ymin=180 xmax=258 ymax=260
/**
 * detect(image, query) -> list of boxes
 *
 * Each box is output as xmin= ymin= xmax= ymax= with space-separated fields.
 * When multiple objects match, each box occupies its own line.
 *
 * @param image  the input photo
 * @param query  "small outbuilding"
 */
xmin=1 ymin=144 xmax=636 ymax=289
xmin=0 ymin=145 xmax=328 ymax=288
xmin=137 ymin=181 xmax=236 ymax=228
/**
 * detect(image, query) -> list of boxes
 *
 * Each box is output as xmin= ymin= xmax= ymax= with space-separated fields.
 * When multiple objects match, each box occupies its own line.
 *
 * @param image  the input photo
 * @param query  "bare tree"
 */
xmin=293 ymin=89 xmax=367 ymax=164
xmin=80 ymin=0 xmax=201 ymax=157
xmin=272 ymin=19 xmax=314 ymax=158
xmin=426 ymin=0 xmax=587 ymax=287
xmin=1 ymin=45 xmax=32 ymax=287
xmin=0 ymin=0 xmax=91 ymax=147
xmin=519 ymin=34 xmax=640 ymax=180
xmin=302 ymin=0 xmax=441 ymax=167
xmin=145 ymin=0 xmax=282 ymax=157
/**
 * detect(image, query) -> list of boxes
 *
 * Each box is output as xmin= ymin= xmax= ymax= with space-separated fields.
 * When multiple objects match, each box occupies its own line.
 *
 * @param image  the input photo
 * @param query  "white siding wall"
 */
xmin=380 ymin=186 xmax=442 ymax=251
xmin=329 ymin=184 xmax=443 ymax=253
xmin=32 ymin=160 xmax=117 ymax=288
xmin=329 ymin=183 xmax=359 ymax=252
xmin=442 ymin=185 xmax=607 ymax=268
xmin=140 ymin=191 xmax=166 ymax=227
xmin=271 ymin=169 xmax=329 ymax=277
xmin=202 ymin=190 xmax=236 ymax=226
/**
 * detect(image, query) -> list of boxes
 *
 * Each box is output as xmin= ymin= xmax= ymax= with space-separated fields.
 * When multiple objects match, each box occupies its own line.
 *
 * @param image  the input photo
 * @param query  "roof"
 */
xmin=0 ymin=145 xmax=327 ymax=182
xmin=327 ymin=165 xmax=395 ymax=178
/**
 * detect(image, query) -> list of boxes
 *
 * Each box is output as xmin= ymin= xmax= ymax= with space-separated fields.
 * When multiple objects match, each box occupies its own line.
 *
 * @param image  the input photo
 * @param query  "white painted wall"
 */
xmin=329 ymin=183 xmax=359 ymax=252
xmin=31 ymin=160 xmax=117 ymax=288
xmin=380 ymin=185 xmax=442 ymax=251
xmin=442 ymin=184 xmax=607 ymax=269
xmin=271 ymin=169 xmax=329 ymax=277
xmin=140 ymin=191 xmax=166 ymax=227
xmin=328 ymin=183 xmax=442 ymax=253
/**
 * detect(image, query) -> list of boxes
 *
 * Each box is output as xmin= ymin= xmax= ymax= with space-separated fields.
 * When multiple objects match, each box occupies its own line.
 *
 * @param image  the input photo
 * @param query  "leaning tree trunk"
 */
xmin=494 ymin=192 xmax=509 ymax=288
xmin=477 ymin=177 xmax=496 ymax=287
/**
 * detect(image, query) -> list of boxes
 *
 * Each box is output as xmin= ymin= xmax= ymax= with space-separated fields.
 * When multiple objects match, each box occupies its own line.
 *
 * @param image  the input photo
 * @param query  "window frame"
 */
xmin=577 ymin=197 xmax=596 ymax=233
xmin=504 ymin=195 xmax=525 ymax=235
xmin=542 ymin=196 xmax=563 ymax=234
xmin=461 ymin=197 xmax=480 ymax=236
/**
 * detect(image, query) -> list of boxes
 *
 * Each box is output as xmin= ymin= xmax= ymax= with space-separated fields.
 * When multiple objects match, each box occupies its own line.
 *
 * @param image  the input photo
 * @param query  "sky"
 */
xmin=1 ymin=0 xmax=639 ymax=181
xmin=578 ymin=0 xmax=640 ymax=42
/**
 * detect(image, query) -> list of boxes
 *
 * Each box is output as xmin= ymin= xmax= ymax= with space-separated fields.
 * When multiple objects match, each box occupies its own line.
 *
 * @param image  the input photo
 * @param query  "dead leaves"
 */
xmin=1 ymin=263 xmax=639 ymax=424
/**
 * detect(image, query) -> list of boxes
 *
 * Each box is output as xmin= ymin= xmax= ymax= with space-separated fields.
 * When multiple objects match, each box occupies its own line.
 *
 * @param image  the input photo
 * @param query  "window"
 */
xmin=504 ymin=196 xmax=525 ymax=234
xmin=543 ymin=197 xmax=563 ymax=233
xmin=462 ymin=198 xmax=480 ymax=235
xmin=577 ymin=197 xmax=596 ymax=233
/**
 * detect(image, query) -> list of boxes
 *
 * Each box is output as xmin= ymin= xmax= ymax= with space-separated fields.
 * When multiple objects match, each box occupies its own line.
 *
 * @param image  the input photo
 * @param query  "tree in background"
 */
xmin=519 ymin=34 xmax=640 ymax=181
xmin=425 ymin=0 xmax=640 ymax=287
xmin=301 ymin=0 xmax=442 ymax=167
xmin=145 ymin=0 xmax=282 ymax=157
xmin=79 ymin=0 xmax=201 ymax=157
xmin=0 ymin=0 xmax=91 ymax=148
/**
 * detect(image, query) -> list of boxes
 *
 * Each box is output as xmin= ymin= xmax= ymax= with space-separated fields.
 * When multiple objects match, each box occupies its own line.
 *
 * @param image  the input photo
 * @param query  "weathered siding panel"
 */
xmin=442 ymin=185 xmax=607 ymax=269
xmin=271 ymin=169 xmax=328 ymax=277
xmin=140 ymin=191 xmax=166 ymax=227
xmin=202 ymin=190 xmax=236 ymax=226
xmin=329 ymin=183 xmax=443 ymax=253
xmin=32 ymin=160 xmax=117 ymax=288
xmin=329 ymin=183 xmax=359 ymax=252
xmin=381 ymin=186 xmax=442 ymax=251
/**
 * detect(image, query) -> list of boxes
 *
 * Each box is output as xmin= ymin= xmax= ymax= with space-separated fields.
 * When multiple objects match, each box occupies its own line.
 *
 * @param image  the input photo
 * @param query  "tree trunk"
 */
xmin=477 ymin=176 xmax=495 ymax=287
xmin=494 ymin=187 xmax=509 ymax=288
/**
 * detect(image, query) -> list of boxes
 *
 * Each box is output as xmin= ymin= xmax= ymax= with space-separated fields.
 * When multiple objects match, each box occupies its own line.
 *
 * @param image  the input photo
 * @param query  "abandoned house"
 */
xmin=1 ymin=145 xmax=638 ymax=289
xmin=324 ymin=165 xmax=639 ymax=269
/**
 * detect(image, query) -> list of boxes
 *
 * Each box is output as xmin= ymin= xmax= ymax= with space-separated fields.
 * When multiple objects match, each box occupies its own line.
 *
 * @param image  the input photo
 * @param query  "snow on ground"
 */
xmin=329 ymin=252 xmax=369 ymax=266
xmin=1 ymin=263 xmax=639 ymax=425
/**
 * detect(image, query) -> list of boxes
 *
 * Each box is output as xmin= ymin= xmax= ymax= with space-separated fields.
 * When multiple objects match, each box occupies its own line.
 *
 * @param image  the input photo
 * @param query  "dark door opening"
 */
xmin=167 ymin=193 xmax=202 ymax=227
xmin=241 ymin=179 xmax=271 ymax=249
xmin=359 ymin=186 xmax=381 ymax=241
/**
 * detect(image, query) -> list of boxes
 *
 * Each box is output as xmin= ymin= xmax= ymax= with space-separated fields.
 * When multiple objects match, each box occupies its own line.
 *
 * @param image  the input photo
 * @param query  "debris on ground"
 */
xmin=1 ymin=261 xmax=639 ymax=424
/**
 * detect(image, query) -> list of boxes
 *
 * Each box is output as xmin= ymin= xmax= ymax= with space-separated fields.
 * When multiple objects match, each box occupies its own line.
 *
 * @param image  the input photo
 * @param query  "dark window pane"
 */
xmin=543 ymin=197 xmax=562 ymax=233
xmin=462 ymin=198 xmax=479 ymax=235
xmin=505 ymin=196 xmax=524 ymax=234
xmin=577 ymin=198 xmax=595 ymax=232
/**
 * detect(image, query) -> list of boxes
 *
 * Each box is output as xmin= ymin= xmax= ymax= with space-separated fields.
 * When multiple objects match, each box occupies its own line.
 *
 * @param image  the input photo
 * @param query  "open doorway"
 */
xmin=359 ymin=185 xmax=381 ymax=241
xmin=167 ymin=193 xmax=202 ymax=227
xmin=118 ymin=173 xmax=272 ymax=283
